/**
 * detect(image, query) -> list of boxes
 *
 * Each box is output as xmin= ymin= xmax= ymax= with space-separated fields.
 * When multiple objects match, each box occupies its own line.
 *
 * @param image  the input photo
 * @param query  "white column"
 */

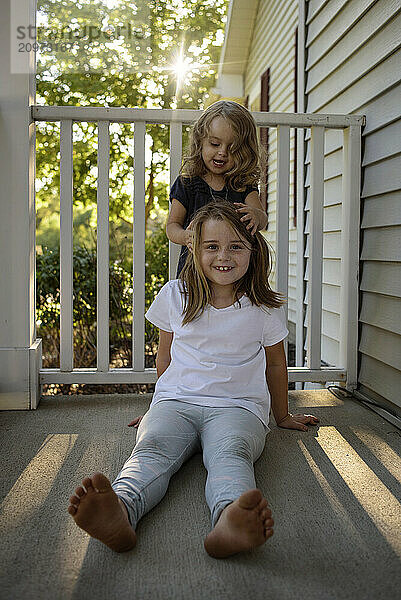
xmin=306 ymin=126 xmax=324 ymax=370
xmin=296 ymin=0 xmax=306 ymax=389
xmin=340 ymin=125 xmax=361 ymax=391
xmin=0 ymin=0 xmax=41 ymax=409
xmin=276 ymin=125 xmax=290 ymax=358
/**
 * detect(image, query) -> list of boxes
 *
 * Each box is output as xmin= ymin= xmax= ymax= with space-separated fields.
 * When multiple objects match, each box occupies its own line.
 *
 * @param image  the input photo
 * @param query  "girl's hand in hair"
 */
xmin=277 ymin=413 xmax=320 ymax=431
xmin=128 ymin=415 xmax=143 ymax=428
xmin=234 ymin=203 xmax=263 ymax=235
xmin=184 ymin=221 xmax=194 ymax=251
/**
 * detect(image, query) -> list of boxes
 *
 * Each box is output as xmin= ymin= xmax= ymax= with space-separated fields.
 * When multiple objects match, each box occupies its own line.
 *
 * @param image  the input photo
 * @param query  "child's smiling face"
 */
xmin=199 ymin=218 xmax=252 ymax=296
xmin=201 ymin=116 xmax=235 ymax=178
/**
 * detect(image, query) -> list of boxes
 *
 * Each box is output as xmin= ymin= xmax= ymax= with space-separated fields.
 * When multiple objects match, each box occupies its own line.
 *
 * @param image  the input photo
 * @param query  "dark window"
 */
xmin=294 ymin=28 xmax=298 ymax=227
xmin=260 ymin=68 xmax=270 ymax=221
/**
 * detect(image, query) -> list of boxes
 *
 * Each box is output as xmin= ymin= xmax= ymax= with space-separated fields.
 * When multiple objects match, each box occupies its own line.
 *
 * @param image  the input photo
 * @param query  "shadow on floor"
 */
xmin=1 ymin=390 xmax=400 ymax=600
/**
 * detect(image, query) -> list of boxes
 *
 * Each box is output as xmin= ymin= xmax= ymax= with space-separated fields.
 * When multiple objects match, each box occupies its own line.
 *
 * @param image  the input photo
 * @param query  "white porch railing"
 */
xmin=32 ymin=106 xmax=364 ymax=389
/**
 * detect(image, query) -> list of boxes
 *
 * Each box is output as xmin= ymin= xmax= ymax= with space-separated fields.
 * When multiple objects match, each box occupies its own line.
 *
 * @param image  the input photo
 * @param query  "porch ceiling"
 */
xmin=218 ymin=0 xmax=259 ymax=78
xmin=1 ymin=390 xmax=400 ymax=599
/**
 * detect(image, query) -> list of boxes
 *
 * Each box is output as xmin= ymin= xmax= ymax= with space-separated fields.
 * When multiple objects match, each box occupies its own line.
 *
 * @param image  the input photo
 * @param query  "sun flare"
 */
xmin=172 ymin=56 xmax=192 ymax=79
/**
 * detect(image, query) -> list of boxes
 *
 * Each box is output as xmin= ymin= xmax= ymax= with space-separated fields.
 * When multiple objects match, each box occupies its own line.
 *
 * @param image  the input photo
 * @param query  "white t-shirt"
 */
xmin=145 ymin=279 xmax=288 ymax=428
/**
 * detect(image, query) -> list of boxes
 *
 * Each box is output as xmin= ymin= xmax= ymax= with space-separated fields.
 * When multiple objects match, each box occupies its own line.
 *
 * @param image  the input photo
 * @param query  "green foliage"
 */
xmin=37 ymin=226 xmax=168 ymax=368
xmin=35 ymin=0 xmax=228 ymax=247
xmin=37 ymin=0 xmax=227 ymax=108
xmin=35 ymin=1 xmax=228 ymax=369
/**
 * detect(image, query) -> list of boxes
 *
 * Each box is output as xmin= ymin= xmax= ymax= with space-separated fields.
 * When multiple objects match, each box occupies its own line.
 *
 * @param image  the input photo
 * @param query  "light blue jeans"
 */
xmin=112 ymin=400 xmax=268 ymax=530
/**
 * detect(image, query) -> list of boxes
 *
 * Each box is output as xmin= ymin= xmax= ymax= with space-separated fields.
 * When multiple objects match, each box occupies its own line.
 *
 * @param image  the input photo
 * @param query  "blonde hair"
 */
xmin=179 ymin=201 xmax=285 ymax=324
xmin=180 ymin=100 xmax=261 ymax=191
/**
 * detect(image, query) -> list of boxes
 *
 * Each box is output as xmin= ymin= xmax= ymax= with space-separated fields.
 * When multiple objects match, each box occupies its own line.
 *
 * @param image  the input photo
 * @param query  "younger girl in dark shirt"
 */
xmin=166 ymin=100 xmax=268 ymax=275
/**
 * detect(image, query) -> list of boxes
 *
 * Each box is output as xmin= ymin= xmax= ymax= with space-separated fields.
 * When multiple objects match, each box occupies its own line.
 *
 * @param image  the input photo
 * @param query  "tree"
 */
xmin=35 ymin=0 xmax=228 ymax=251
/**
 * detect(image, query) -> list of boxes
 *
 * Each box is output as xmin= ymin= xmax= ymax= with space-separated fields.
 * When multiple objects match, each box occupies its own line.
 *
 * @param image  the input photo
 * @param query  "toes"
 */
xmin=68 ymin=473 xmax=112 ymax=520
xmin=69 ymin=494 xmax=80 ymax=506
xmin=265 ymin=528 xmax=274 ymax=540
xmin=82 ymin=477 xmax=94 ymax=492
xmin=68 ymin=474 xmax=110 ymax=518
xmin=91 ymin=472 xmax=113 ymax=493
xmin=74 ymin=486 xmax=86 ymax=498
xmin=260 ymin=507 xmax=272 ymax=521
xmin=238 ymin=489 xmax=263 ymax=510
xmin=265 ymin=517 xmax=274 ymax=528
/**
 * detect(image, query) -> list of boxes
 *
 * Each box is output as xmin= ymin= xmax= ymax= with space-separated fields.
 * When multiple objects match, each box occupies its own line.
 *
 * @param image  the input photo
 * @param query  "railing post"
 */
xmin=296 ymin=124 xmax=306 ymax=382
xmin=296 ymin=0 xmax=306 ymax=387
xmin=276 ymin=125 xmax=290 ymax=357
xmin=306 ymin=126 xmax=324 ymax=370
xmin=340 ymin=125 xmax=361 ymax=392
xmin=0 ymin=0 xmax=41 ymax=409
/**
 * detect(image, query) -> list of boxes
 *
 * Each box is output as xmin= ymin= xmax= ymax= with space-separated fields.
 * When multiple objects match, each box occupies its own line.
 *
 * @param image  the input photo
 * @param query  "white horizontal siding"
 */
xmin=308 ymin=47 xmax=401 ymax=114
xmin=360 ymin=261 xmax=401 ymax=297
xmin=360 ymin=226 xmax=401 ymax=261
xmin=360 ymin=292 xmax=401 ymax=335
xmin=361 ymin=192 xmax=401 ymax=230
xmin=305 ymin=0 xmax=401 ymax=407
xmin=243 ymin=0 xmax=299 ymax=345
xmin=360 ymin=84 xmax=401 ymax=135
xmin=363 ymin=157 xmax=401 ymax=197
xmin=306 ymin=0 xmax=379 ymax=67
xmin=359 ymin=356 xmax=401 ymax=409
xmin=362 ymin=121 xmax=401 ymax=165
xmin=307 ymin=13 xmax=401 ymax=109
xmin=359 ymin=324 xmax=401 ymax=371
xmin=306 ymin=0 xmax=349 ymax=42
xmin=306 ymin=0 xmax=399 ymax=70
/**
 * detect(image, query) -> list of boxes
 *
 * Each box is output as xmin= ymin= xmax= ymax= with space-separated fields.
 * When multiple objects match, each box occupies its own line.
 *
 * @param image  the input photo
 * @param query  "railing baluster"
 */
xmin=60 ymin=120 xmax=73 ymax=372
xmin=97 ymin=121 xmax=110 ymax=372
xmin=33 ymin=108 xmax=363 ymax=386
xmin=340 ymin=125 xmax=361 ymax=390
xmin=169 ymin=121 xmax=182 ymax=280
xmin=296 ymin=127 xmax=306 ymax=380
xmin=276 ymin=125 xmax=290 ymax=355
xmin=307 ymin=126 xmax=325 ymax=370
xmin=133 ymin=121 xmax=146 ymax=371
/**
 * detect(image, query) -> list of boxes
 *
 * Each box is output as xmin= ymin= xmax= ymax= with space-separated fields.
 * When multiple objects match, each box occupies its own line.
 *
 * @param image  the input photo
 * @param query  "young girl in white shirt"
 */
xmin=68 ymin=201 xmax=319 ymax=558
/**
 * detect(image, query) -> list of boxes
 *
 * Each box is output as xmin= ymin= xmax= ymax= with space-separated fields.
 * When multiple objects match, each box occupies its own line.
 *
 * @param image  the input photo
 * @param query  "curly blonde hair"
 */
xmin=179 ymin=201 xmax=285 ymax=324
xmin=180 ymin=100 xmax=261 ymax=191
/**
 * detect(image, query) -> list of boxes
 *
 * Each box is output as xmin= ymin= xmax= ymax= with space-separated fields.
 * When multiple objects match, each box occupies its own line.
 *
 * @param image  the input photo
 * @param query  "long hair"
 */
xmin=180 ymin=101 xmax=261 ymax=191
xmin=179 ymin=201 xmax=285 ymax=324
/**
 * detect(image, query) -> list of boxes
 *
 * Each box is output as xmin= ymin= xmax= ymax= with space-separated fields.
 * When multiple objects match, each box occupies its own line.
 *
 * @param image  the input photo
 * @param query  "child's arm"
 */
xmin=265 ymin=341 xmax=319 ymax=431
xmin=156 ymin=329 xmax=173 ymax=377
xmin=128 ymin=329 xmax=173 ymax=428
xmin=166 ymin=199 xmax=193 ymax=248
xmin=234 ymin=190 xmax=268 ymax=234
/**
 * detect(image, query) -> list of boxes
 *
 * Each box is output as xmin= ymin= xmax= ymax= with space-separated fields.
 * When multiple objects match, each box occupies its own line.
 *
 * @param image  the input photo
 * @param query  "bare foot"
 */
xmin=68 ymin=472 xmax=137 ymax=552
xmin=204 ymin=489 xmax=274 ymax=558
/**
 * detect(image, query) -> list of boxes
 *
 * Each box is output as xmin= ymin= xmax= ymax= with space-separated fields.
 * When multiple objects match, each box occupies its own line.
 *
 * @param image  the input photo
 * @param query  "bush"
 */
xmin=36 ymin=226 xmax=169 ymax=374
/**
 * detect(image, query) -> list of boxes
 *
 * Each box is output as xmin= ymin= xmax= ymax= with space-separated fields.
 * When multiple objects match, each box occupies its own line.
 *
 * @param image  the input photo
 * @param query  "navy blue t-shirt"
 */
xmin=170 ymin=175 xmax=258 ymax=276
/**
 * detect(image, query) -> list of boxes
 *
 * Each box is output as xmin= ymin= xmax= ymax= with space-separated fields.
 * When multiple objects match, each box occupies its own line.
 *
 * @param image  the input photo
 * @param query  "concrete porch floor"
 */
xmin=0 ymin=390 xmax=400 ymax=600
